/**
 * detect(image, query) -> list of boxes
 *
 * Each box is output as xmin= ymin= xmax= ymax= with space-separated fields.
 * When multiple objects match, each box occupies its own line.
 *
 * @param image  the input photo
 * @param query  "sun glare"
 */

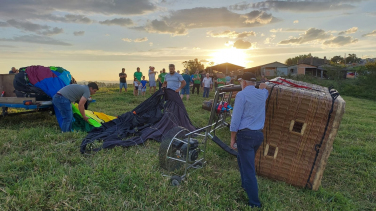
xmin=211 ymin=48 xmax=249 ymax=67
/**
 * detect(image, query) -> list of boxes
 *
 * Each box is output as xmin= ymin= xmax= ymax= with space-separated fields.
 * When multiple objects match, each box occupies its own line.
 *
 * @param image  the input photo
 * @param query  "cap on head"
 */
xmin=238 ymin=72 xmax=257 ymax=81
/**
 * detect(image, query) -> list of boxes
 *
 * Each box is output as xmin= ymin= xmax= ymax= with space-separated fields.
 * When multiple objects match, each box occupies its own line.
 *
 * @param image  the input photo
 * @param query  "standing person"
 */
xmin=134 ymin=67 xmax=143 ymax=84
xmin=191 ymin=70 xmax=201 ymax=95
xmin=202 ymin=73 xmax=212 ymax=98
xmin=177 ymin=70 xmax=180 ymax=74
xmin=148 ymin=66 xmax=157 ymax=94
xmin=225 ymin=74 xmax=232 ymax=85
xmin=216 ymin=73 xmax=226 ymax=88
xmin=230 ymin=72 xmax=268 ymax=208
xmin=230 ymin=72 xmax=235 ymax=84
xmin=260 ymin=75 xmax=268 ymax=83
xmin=180 ymin=69 xmax=191 ymax=100
xmin=53 ymin=82 xmax=99 ymax=132
xmin=158 ymin=68 xmax=167 ymax=90
xmin=162 ymin=64 xmax=186 ymax=93
xmin=133 ymin=77 xmax=140 ymax=96
xmin=200 ymin=70 xmax=206 ymax=84
xmin=119 ymin=68 xmax=127 ymax=93
xmin=9 ymin=67 xmax=18 ymax=74
xmin=141 ymin=76 xmax=148 ymax=97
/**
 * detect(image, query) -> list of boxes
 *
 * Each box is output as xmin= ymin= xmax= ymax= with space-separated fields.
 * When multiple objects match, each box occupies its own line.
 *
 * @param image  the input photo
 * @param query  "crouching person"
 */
xmin=230 ymin=72 xmax=268 ymax=208
xmin=53 ymin=82 xmax=99 ymax=132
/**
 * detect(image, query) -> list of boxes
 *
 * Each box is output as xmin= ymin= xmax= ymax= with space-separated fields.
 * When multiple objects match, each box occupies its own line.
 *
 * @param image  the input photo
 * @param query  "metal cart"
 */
xmin=158 ymin=84 xmax=242 ymax=186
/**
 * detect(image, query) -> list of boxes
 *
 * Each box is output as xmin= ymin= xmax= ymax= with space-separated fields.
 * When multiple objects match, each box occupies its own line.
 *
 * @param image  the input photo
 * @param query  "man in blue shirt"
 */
xmin=230 ymin=72 xmax=268 ymax=208
xmin=180 ymin=69 xmax=191 ymax=100
xmin=163 ymin=64 xmax=186 ymax=93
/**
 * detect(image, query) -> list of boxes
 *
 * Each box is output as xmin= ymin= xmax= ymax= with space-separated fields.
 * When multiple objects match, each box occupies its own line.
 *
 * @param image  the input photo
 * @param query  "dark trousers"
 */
xmin=158 ymin=82 xmax=162 ymax=90
xmin=236 ymin=129 xmax=263 ymax=208
xmin=192 ymin=83 xmax=200 ymax=95
xmin=203 ymin=87 xmax=210 ymax=98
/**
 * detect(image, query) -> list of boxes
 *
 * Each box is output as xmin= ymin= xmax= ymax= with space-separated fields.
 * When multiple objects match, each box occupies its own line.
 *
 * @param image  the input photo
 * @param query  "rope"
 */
xmin=259 ymin=84 xmax=277 ymax=173
xmin=305 ymin=86 xmax=339 ymax=189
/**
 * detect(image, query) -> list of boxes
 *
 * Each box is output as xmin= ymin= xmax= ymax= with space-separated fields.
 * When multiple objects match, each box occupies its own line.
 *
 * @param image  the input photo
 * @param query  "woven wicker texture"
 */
xmin=255 ymin=77 xmax=346 ymax=190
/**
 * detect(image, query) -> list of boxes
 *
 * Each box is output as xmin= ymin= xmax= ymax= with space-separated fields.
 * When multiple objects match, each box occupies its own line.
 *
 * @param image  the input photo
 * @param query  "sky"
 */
xmin=0 ymin=0 xmax=375 ymax=82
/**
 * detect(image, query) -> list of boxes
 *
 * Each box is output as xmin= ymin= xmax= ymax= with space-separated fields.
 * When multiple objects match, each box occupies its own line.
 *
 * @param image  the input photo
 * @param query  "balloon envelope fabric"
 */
xmin=72 ymin=103 xmax=117 ymax=132
xmin=20 ymin=65 xmax=72 ymax=129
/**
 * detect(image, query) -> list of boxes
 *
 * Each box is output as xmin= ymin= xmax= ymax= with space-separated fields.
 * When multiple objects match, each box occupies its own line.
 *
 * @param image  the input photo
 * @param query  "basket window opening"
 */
xmin=292 ymin=121 xmax=304 ymax=133
xmin=264 ymin=144 xmax=278 ymax=159
xmin=290 ymin=120 xmax=307 ymax=135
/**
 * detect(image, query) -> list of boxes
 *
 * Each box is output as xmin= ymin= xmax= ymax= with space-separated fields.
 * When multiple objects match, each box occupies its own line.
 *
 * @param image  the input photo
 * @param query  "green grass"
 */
xmin=1 ymin=87 xmax=375 ymax=210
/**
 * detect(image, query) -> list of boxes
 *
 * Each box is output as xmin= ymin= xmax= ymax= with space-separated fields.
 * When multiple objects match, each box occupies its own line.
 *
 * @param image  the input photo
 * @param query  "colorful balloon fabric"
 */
xmin=18 ymin=65 xmax=72 ymax=129
xmin=72 ymin=104 xmax=117 ymax=132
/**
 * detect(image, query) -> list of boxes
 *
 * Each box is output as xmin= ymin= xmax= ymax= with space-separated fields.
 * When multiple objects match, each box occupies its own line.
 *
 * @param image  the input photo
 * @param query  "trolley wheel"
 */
xmin=159 ymin=126 xmax=190 ymax=171
xmin=2 ymin=107 xmax=8 ymax=117
xmin=170 ymin=176 xmax=182 ymax=186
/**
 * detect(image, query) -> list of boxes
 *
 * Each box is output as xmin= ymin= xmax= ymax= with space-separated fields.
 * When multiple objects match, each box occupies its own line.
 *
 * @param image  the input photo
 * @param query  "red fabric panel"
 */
xmin=25 ymin=65 xmax=56 ymax=85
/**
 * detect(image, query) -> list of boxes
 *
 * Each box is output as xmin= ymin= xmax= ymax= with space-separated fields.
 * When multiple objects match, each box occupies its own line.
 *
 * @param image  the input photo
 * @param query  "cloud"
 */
xmin=73 ymin=31 xmax=85 ymax=36
xmin=41 ymin=14 xmax=93 ymax=24
xmin=225 ymin=41 xmax=234 ymax=46
xmin=279 ymin=28 xmax=332 ymax=45
xmin=0 ymin=34 xmax=71 ymax=46
xmin=0 ymin=44 xmax=15 ymax=48
xmin=270 ymin=28 xmax=306 ymax=32
xmin=294 ymin=20 xmax=299 ymax=24
xmin=121 ymin=37 xmax=148 ymax=42
xmin=0 ymin=21 xmax=8 ymax=27
xmin=264 ymin=36 xmax=276 ymax=44
xmin=142 ymin=7 xmax=278 ymax=36
xmin=149 ymin=42 xmax=153 ymax=46
xmin=323 ymin=36 xmax=358 ymax=46
xmin=338 ymin=27 xmax=358 ymax=35
xmin=233 ymin=39 xmax=252 ymax=49
xmin=134 ymin=37 xmax=148 ymax=42
xmin=0 ymin=1 xmax=156 ymax=21
xmin=362 ymin=30 xmax=376 ymax=37
xmin=41 ymin=27 xmax=64 ymax=36
xmin=200 ymin=59 xmax=209 ymax=62
xmin=0 ymin=19 xmax=64 ymax=36
xmin=207 ymin=30 xmax=256 ymax=39
xmin=229 ymin=0 xmax=363 ymax=12
xmin=99 ymin=18 xmax=134 ymax=27
xmin=122 ymin=38 xmax=133 ymax=42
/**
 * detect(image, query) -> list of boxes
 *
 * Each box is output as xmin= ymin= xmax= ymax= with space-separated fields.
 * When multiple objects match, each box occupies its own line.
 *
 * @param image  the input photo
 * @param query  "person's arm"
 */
xmin=78 ymin=96 xmax=89 ymax=122
xmin=162 ymin=81 xmax=167 ymax=87
xmin=230 ymin=94 xmax=245 ymax=149
xmin=176 ymin=80 xmax=186 ymax=92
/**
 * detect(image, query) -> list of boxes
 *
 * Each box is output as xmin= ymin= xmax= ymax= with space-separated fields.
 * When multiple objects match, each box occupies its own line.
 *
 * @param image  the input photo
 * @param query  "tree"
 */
xmin=322 ymin=64 xmax=346 ymax=81
xmin=345 ymin=54 xmax=361 ymax=64
xmin=285 ymin=53 xmax=315 ymax=66
xmin=330 ymin=55 xmax=345 ymax=64
xmin=182 ymin=58 xmax=205 ymax=74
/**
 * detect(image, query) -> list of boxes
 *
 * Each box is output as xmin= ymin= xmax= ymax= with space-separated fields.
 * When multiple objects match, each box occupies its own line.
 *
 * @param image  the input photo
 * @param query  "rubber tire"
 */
xmin=170 ymin=176 xmax=182 ymax=186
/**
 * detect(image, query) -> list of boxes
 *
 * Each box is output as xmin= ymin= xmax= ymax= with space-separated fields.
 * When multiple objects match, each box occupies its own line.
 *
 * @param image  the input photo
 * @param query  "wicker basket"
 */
xmin=255 ymin=77 xmax=346 ymax=190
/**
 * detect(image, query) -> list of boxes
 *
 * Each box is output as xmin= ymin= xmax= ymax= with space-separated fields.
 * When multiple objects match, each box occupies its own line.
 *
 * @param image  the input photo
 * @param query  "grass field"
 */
xmin=1 ymin=87 xmax=375 ymax=210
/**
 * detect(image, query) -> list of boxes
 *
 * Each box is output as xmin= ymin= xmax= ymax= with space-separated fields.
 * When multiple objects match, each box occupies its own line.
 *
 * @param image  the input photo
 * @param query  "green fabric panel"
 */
xmin=72 ymin=113 xmax=95 ymax=132
xmin=50 ymin=66 xmax=66 ymax=73
xmin=71 ymin=104 xmax=101 ymax=128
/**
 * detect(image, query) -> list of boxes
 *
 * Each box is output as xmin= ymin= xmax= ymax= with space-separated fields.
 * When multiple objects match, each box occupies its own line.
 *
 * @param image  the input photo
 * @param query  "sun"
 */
xmin=210 ymin=48 xmax=249 ymax=67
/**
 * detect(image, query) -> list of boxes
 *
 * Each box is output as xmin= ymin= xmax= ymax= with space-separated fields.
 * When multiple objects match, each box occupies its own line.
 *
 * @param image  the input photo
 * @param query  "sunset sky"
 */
xmin=0 ymin=0 xmax=375 ymax=81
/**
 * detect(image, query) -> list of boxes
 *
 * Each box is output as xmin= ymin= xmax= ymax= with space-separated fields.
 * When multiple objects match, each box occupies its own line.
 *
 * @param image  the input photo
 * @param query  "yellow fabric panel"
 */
xmin=93 ymin=112 xmax=117 ymax=122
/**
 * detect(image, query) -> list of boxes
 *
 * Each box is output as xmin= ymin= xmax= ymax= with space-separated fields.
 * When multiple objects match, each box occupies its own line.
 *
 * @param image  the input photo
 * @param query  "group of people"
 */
xmin=119 ymin=66 xmax=242 ymax=100
xmin=7 ymin=64 xmax=268 ymax=208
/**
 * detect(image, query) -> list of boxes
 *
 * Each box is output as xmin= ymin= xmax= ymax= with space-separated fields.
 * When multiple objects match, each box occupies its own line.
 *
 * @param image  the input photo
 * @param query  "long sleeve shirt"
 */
xmin=230 ymin=85 xmax=269 ymax=132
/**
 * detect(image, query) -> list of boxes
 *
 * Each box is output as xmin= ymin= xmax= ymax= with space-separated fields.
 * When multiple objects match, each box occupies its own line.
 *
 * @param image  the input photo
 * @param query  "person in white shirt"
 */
xmin=202 ymin=73 xmax=213 ymax=98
